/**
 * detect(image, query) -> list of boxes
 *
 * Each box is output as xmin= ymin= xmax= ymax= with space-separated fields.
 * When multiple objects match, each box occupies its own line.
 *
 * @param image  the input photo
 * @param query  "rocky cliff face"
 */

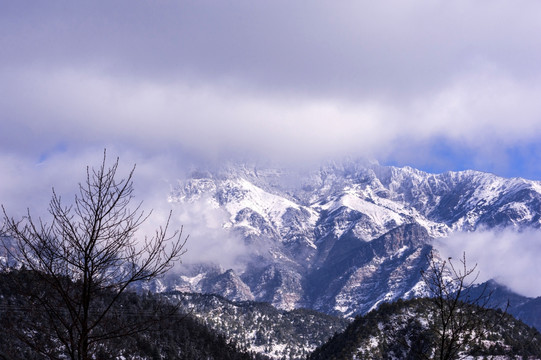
xmin=163 ymin=160 xmax=541 ymax=317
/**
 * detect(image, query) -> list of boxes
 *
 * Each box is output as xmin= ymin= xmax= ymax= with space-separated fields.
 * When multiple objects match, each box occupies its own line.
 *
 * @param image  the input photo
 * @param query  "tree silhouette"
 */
xmin=1 ymin=150 xmax=187 ymax=360
xmin=420 ymin=250 xmax=508 ymax=360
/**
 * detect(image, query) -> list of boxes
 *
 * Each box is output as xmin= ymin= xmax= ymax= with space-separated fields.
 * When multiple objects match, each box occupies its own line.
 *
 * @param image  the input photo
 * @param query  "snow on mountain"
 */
xmin=164 ymin=160 xmax=541 ymax=317
xmin=168 ymin=291 xmax=349 ymax=360
xmin=308 ymin=297 xmax=541 ymax=359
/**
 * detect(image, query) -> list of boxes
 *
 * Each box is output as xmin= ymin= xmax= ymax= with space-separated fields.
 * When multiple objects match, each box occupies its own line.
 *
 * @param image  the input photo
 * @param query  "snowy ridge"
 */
xmin=164 ymin=160 xmax=541 ymax=317
xmin=168 ymin=291 xmax=349 ymax=360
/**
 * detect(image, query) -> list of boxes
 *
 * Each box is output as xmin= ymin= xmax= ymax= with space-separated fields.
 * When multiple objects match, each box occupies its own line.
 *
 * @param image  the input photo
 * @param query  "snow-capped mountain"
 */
xmin=164 ymin=160 xmax=541 ymax=317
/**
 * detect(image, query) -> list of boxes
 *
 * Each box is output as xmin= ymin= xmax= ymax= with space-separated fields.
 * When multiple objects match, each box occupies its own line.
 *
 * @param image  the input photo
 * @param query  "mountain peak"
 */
xmin=166 ymin=160 xmax=541 ymax=317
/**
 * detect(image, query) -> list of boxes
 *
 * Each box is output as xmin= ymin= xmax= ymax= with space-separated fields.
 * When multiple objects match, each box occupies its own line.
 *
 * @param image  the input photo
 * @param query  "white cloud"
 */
xmin=0 ymin=151 xmax=95 ymax=218
xmin=170 ymin=196 xmax=251 ymax=271
xmin=3 ymin=0 xmax=541 ymax=289
xmin=3 ymin=65 xmax=541 ymax=170
xmin=409 ymin=66 xmax=541 ymax=144
xmin=0 ymin=148 xmax=189 ymax=244
xmin=435 ymin=228 xmax=541 ymax=298
xmin=2 ymin=1 xmax=541 ymax=176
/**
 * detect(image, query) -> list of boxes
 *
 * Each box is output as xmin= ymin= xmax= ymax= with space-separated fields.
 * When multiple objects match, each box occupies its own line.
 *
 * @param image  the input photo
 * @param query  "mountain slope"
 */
xmin=308 ymin=298 xmax=541 ymax=360
xmin=167 ymin=291 xmax=349 ymax=360
xmin=470 ymin=280 xmax=541 ymax=333
xmin=165 ymin=160 xmax=541 ymax=318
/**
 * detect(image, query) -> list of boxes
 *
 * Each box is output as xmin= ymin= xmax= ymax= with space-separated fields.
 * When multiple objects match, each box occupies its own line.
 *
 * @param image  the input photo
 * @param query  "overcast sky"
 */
xmin=2 ymin=1 xmax=541 ymax=294
xmin=2 ymin=0 xmax=541 ymax=177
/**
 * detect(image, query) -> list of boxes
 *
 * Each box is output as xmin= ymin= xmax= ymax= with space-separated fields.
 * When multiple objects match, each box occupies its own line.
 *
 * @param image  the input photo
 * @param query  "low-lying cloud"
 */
xmin=0 ymin=148 xmax=190 ymax=245
xmin=435 ymin=228 xmax=541 ymax=298
xmin=169 ymin=195 xmax=252 ymax=272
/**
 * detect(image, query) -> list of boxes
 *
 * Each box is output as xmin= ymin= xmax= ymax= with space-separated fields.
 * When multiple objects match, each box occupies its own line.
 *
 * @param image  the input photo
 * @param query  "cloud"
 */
xmin=170 ymin=196 xmax=251 ymax=271
xmin=3 ymin=1 xmax=541 ymax=178
xmin=4 ymin=1 xmax=541 ymax=98
xmin=435 ymin=228 xmax=541 ymax=298
xmin=0 ymin=146 xmax=252 ymax=272
xmin=0 ymin=147 xmax=190 ymax=236
xmin=408 ymin=66 xmax=541 ymax=143
xmin=2 ymin=65 xmax=541 ymax=172
xmin=3 ymin=1 xmax=541 ymax=280
xmin=0 ymin=150 xmax=96 ymax=218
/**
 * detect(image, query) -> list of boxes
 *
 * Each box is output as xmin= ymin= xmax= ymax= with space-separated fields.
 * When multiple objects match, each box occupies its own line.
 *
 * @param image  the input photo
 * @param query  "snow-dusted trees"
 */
xmin=420 ymin=250 xmax=507 ymax=360
xmin=1 ymin=151 xmax=187 ymax=360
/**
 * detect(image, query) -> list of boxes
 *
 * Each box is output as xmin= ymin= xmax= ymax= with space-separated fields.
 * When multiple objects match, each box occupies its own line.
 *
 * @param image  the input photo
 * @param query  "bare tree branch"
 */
xmin=1 ymin=150 xmax=187 ymax=360
xmin=420 ymin=250 xmax=508 ymax=360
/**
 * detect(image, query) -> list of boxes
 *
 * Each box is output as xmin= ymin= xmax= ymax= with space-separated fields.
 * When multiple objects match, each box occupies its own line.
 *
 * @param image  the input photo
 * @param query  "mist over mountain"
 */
xmin=5 ymin=2 xmax=541 ymax=358
xmin=153 ymin=159 xmax=541 ymax=321
xmin=3 ymin=158 xmax=541 ymax=359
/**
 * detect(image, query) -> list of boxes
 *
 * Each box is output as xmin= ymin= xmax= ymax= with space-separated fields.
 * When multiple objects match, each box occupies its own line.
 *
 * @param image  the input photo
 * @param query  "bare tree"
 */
xmin=1 ymin=151 xmax=187 ymax=360
xmin=420 ymin=250 xmax=507 ymax=360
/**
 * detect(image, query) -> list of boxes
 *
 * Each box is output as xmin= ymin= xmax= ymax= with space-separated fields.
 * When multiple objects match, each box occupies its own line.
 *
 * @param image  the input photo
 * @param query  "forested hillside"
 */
xmin=168 ymin=291 xmax=349 ymax=359
xmin=309 ymin=298 xmax=541 ymax=360
xmin=0 ymin=270 xmax=262 ymax=360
